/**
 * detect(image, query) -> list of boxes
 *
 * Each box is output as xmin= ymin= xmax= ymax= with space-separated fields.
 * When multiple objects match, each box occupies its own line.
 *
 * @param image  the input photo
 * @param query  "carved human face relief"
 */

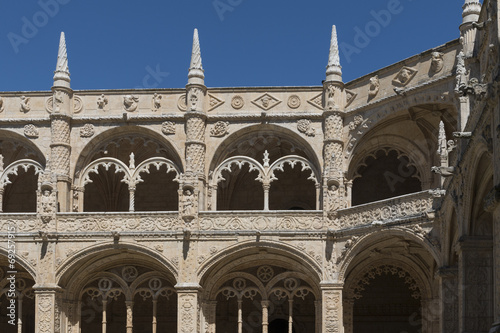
xmin=431 ymin=52 xmax=444 ymax=73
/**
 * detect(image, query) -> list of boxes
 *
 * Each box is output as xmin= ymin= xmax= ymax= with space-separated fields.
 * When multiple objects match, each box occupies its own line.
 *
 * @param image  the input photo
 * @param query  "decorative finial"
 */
xmin=462 ymin=0 xmax=481 ymax=25
xmin=326 ymin=25 xmax=342 ymax=82
xmin=53 ymin=32 xmax=71 ymax=88
xmin=188 ymin=28 xmax=205 ymax=85
xmin=263 ymin=150 xmax=270 ymax=167
xmin=129 ymin=152 xmax=135 ymax=169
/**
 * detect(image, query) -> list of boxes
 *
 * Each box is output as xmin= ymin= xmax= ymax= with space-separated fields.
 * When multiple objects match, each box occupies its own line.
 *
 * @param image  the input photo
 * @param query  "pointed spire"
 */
xmin=462 ymin=0 xmax=481 ymax=25
xmin=53 ymin=32 xmax=71 ymax=88
xmin=437 ymin=121 xmax=447 ymax=156
xmin=326 ymin=25 xmax=342 ymax=82
xmin=188 ymin=28 xmax=205 ymax=85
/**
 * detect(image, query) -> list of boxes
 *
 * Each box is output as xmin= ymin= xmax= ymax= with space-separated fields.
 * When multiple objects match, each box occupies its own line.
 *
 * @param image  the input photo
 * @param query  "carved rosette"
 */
xmin=24 ymin=124 xmax=39 ymax=138
xmin=79 ymin=124 xmax=94 ymax=138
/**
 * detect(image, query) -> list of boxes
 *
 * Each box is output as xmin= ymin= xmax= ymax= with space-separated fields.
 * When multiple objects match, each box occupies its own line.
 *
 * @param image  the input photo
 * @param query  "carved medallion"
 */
xmin=73 ymin=95 xmax=84 ymax=114
xmin=177 ymin=94 xmax=187 ymax=111
xmin=231 ymin=95 xmax=244 ymax=109
xmin=251 ymin=93 xmax=281 ymax=111
xmin=287 ymin=95 xmax=301 ymax=109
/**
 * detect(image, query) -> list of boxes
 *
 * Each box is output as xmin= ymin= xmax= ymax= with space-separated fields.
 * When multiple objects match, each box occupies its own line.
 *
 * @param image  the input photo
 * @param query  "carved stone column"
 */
xmin=438 ymin=267 xmax=459 ymax=333
xmin=262 ymin=300 xmax=270 ymax=333
xmin=321 ymin=283 xmax=344 ymax=333
xmin=176 ymin=285 xmax=200 ymax=333
xmin=125 ymin=300 xmax=133 ymax=333
xmin=457 ymin=237 xmax=493 ymax=332
xmin=33 ymin=288 xmax=62 ymax=333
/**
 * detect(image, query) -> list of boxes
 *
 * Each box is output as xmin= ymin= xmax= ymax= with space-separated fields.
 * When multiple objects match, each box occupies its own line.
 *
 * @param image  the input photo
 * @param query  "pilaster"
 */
xmin=176 ymin=284 xmax=201 ymax=333
xmin=320 ymin=282 xmax=344 ymax=333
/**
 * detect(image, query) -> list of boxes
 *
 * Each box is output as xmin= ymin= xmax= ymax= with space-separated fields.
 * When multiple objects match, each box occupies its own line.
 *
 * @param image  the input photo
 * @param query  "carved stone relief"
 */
xmin=210 ymin=121 xmax=229 ymax=137
xmin=161 ymin=121 xmax=176 ymax=135
xmin=79 ymin=124 xmax=95 ymax=138
xmin=231 ymin=95 xmax=244 ymax=109
xmin=297 ymin=119 xmax=316 ymax=137
xmin=251 ymin=93 xmax=281 ymax=111
xmin=287 ymin=95 xmax=301 ymax=109
xmin=152 ymin=93 xmax=162 ymax=111
xmin=430 ymin=51 xmax=444 ymax=73
xmin=24 ymin=124 xmax=39 ymax=138
xmin=207 ymin=93 xmax=224 ymax=111
xmin=178 ymin=94 xmax=187 ymax=111
xmin=308 ymin=93 xmax=323 ymax=109
xmin=0 ymin=96 xmax=4 ymax=112
xmin=20 ymin=96 xmax=31 ymax=113
xmin=123 ymin=95 xmax=139 ymax=112
xmin=368 ymin=75 xmax=380 ymax=98
xmin=97 ymin=94 xmax=108 ymax=110
xmin=392 ymin=66 xmax=417 ymax=86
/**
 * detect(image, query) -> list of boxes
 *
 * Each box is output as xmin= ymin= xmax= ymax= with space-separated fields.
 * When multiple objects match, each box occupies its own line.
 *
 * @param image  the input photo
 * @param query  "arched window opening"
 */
xmin=80 ymin=265 xmax=177 ymax=333
xmin=135 ymin=165 xmax=178 ymax=212
xmin=0 ymin=266 xmax=35 ymax=333
xmin=84 ymin=165 xmax=129 ymax=212
xmin=352 ymin=149 xmax=421 ymax=206
xmin=269 ymin=163 xmax=316 ymax=210
xmin=352 ymin=270 xmax=422 ymax=333
xmin=3 ymin=167 xmax=38 ymax=212
xmin=217 ymin=164 xmax=263 ymax=211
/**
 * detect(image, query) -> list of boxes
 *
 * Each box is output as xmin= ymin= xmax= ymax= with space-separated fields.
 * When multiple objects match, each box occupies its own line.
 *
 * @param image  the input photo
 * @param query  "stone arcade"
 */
xmin=1 ymin=0 xmax=500 ymax=332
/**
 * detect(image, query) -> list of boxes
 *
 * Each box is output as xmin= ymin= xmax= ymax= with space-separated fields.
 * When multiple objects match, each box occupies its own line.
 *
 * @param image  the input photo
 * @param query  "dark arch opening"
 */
xmin=84 ymin=165 xmax=129 ymax=212
xmin=352 ymin=149 xmax=421 ymax=206
xmin=269 ymin=163 xmax=316 ymax=210
xmin=3 ymin=167 xmax=38 ymax=212
xmin=217 ymin=164 xmax=264 ymax=211
xmin=135 ymin=165 xmax=179 ymax=212
xmin=353 ymin=273 xmax=421 ymax=333
xmin=269 ymin=318 xmax=296 ymax=333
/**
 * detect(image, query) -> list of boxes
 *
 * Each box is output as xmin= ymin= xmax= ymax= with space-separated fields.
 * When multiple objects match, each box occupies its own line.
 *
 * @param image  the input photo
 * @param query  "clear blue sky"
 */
xmin=0 ymin=0 xmax=464 ymax=91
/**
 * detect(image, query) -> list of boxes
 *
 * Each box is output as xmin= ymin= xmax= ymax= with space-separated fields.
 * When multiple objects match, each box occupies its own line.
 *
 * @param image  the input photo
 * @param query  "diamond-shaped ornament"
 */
xmin=251 ymin=93 xmax=281 ymax=111
xmin=207 ymin=93 xmax=224 ymax=111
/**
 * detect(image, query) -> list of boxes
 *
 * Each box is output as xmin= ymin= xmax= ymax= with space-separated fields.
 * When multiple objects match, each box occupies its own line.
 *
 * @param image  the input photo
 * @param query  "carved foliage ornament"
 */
xmin=80 ymin=124 xmax=95 ymax=138
xmin=161 ymin=121 xmax=175 ymax=135
xmin=297 ymin=119 xmax=316 ymax=137
xmin=210 ymin=121 xmax=229 ymax=137
xmin=24 ymin=124 xmax=39 ymax=138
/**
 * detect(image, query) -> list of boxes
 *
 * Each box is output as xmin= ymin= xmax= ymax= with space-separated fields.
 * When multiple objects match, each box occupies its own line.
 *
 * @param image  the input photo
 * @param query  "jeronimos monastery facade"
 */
xmin=0 ymin=0 xmax=499 ymax=332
